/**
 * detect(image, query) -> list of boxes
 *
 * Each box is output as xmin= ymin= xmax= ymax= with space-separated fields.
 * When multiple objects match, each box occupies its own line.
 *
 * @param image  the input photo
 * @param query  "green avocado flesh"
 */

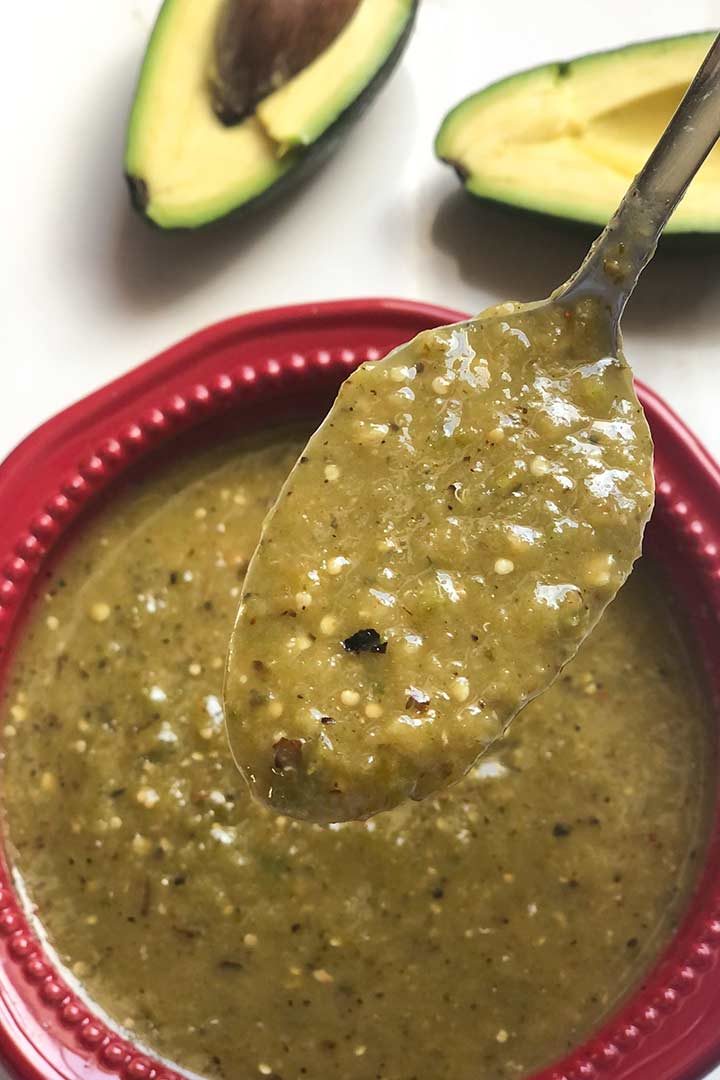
xmin=436 ymin=32 xmax=720 ymax=235
xmin=125 ymin=0 xmax=415 ymax=228
xmin=1 ymin=430 xmax=712 ymax=1079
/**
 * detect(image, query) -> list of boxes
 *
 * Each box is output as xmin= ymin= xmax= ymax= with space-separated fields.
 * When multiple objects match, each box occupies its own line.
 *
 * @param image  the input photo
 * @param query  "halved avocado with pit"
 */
xmin=126 ymin=0 xmax=417 ymax=229
xmin=436 ymin=31 xmax=720 ymax=237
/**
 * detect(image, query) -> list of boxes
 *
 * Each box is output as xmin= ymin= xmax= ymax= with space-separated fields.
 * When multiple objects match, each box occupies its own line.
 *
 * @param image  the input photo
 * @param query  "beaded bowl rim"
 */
xmin=0 ymin=297 xmax=719 ymax=1080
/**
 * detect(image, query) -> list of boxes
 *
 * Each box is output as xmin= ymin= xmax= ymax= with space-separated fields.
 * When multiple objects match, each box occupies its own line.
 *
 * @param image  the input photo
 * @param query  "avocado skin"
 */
xmin=447 ymin=184 xmax=720 ymax=253
xmin=436 ymin=30 xmax=720 ymax=246
xmin=127 ymin=175 xmax=150 ymax=215
xmin=126 ymin=1 xmax=418 ymax=231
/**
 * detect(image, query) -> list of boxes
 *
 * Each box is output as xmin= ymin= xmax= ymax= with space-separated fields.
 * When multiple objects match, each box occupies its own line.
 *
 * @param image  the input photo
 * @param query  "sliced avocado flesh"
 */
xmin=258 ymin=0 xmax=415 ymax=149
xmin=125 ymin=0 xmax=415 ymax=229
xmin=436 ymin=32 xmax=720 ymax=235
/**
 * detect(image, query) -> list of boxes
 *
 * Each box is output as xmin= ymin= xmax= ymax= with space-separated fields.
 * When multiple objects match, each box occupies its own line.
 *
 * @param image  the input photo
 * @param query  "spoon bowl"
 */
xmin=225 ymin=292 xmax=653 ymax=822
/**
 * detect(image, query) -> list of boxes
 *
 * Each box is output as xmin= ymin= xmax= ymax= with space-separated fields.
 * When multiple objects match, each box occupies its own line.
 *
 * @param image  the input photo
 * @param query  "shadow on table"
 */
xmin=431 ymin=190 xmax=720 ymax=333
xmin=112 ymin=175 xmax=318 ymax=313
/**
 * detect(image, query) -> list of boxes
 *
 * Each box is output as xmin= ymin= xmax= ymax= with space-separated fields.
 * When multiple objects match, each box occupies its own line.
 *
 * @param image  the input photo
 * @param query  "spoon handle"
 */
xmin=560 ymin=32 xmax=720 ymax=324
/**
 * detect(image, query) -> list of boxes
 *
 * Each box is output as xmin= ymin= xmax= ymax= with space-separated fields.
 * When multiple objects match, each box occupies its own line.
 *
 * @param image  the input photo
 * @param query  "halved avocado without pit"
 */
xmin=126 ymin=0 xmax=417 ymax=229
xmin=436 ymin=31 xmax=720 ymax=238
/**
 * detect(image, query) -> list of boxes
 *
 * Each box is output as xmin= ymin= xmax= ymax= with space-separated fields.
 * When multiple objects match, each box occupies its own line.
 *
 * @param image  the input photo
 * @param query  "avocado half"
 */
xmin=126 ymin=0 xmax=417 ymax=229
xmin=436 ymin=31 xmax=720 ymax=237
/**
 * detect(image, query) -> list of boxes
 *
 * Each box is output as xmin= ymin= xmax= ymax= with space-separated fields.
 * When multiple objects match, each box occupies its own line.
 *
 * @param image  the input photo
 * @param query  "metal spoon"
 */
xmin=225 ymin=34 xmax=720 ymax=824
xmin=557 ymin=31 xmax=720 ymax=335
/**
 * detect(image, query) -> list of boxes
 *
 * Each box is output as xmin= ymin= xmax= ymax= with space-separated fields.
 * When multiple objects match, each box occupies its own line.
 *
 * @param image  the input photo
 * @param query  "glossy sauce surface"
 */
xmin=227 ymin=300 xmax=654 ymax=821
xmin=1 ymin=431 xmax=709 ymax=1080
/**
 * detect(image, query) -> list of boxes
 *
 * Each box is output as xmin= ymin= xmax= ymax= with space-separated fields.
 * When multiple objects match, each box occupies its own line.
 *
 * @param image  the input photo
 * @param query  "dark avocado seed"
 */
xmin=210 ymin=0 xmax=362 ymax=125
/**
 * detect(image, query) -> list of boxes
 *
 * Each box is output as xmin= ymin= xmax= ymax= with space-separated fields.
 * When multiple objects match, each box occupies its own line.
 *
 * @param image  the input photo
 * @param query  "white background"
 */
xmin=1 ymin=1 xmax=719 ymax=1077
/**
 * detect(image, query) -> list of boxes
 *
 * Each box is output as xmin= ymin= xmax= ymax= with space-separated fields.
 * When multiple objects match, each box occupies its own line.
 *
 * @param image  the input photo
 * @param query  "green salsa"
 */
xmin=226 ymin=299 xmax=654 ymax=822
xmin=0 ymin=430 xmax=710 ymax=1080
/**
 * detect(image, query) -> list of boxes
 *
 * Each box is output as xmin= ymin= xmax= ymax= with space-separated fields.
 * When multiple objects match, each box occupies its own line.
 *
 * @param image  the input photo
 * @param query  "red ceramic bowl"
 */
xmin=0 ymin=298 xmax=719 ymax=1080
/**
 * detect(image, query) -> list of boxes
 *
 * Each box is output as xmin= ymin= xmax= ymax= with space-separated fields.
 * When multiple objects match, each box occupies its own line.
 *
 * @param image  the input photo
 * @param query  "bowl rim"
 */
xmin=0 ymin=296 xmax=719 ymax=1080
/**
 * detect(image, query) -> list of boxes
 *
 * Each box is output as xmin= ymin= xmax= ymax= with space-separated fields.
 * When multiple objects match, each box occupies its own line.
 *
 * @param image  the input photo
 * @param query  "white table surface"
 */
xmin=2 ymin=2 xmax=719 ymax=1078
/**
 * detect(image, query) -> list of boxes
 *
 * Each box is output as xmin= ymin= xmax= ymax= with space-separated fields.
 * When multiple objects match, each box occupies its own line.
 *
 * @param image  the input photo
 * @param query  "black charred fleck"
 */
xmin=342 ymin=628 xmax=388 ymax=654
xmin=552 ymin=822 xmax=572 ymax=838
xmin=273 ymin=737 xmax=303 ymax=772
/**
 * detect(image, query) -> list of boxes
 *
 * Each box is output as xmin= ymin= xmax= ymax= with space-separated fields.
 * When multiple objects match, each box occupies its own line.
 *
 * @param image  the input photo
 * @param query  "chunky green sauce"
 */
xmin=227 ymin=299 xmax=654 ymax=822
xmin=1 ymin=431 xmax=710 ymax=1080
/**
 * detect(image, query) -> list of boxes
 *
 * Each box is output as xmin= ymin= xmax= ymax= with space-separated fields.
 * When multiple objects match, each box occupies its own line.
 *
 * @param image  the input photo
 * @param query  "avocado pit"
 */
xmin=210 ymin=0 xmax=362 ymax=124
